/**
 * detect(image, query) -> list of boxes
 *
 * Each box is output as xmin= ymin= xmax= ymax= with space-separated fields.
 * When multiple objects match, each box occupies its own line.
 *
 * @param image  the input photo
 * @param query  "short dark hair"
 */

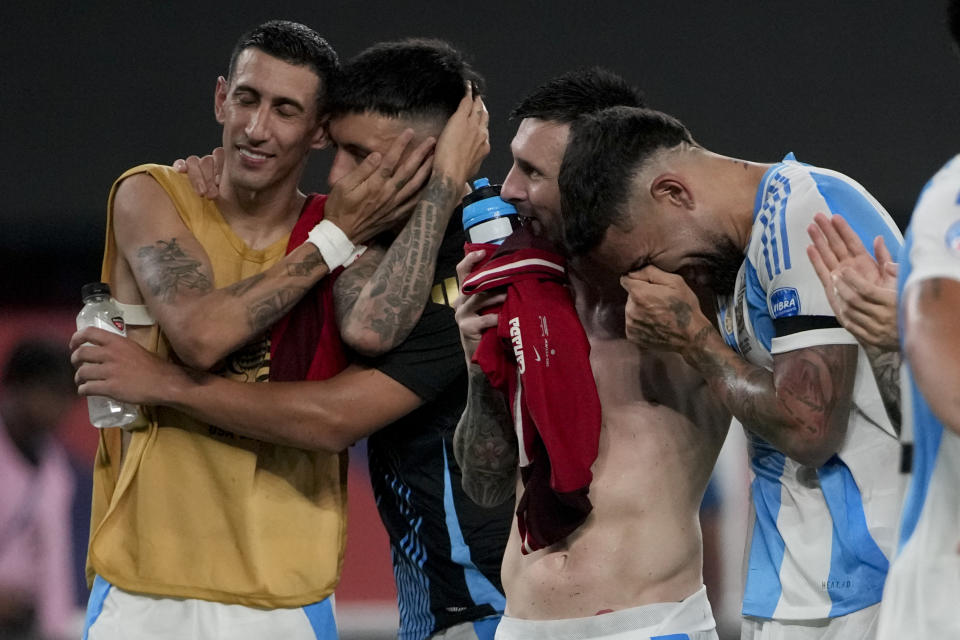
xmin=326 ymin=38 xmax=483 ymax=121
xmin=510 ymin=67 xmax=645 ymax=124
xmin=2 ymin=338 xmax=75 ymax=394
xmin=227 ymin=20 xmax=339 ymax=108
xmin=559 ymin=106 xmax=696 ymax=256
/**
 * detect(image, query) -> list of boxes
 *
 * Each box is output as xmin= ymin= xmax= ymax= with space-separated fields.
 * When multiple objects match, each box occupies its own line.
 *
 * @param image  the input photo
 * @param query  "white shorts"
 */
xmin=82 ymin=576 xmax=338 ymax=640
xmin=494 ymin=585 xmax=717 ymax=640
xmin=740 ymin=603 xmax=878 ymax=640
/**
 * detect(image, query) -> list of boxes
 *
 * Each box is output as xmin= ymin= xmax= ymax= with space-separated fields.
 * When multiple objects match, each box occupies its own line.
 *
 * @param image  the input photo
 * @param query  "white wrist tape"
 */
xmin=307 ymin=219 xmax=356 ymax=270
xmin=344 ymin=244 xmax=368 ymax=268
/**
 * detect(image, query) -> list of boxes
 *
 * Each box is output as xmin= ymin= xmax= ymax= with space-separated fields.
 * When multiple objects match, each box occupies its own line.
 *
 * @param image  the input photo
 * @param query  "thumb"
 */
xmin=874 ymin=235 xmax=894 ymax=266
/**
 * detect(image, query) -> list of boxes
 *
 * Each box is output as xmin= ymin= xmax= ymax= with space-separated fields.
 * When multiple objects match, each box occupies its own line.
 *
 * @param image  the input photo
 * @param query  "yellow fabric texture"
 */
xmin=87 ymin=164 xmax=348 ymax=607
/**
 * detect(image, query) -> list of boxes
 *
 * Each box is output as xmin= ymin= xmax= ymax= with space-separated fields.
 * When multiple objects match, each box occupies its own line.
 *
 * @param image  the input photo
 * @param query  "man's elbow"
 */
xmin=460 ymin=477 xmax=485 ymax=506
xmin=274 ymin=422 xmax=353 ymax=454
xmin=163 ymin=321 xmax=236 ymax=371
xmin=340 ymin=323 xmax=393 ymax=358
xmin=303 ymin=411 xmax=361 ymax=453
xmin=786 ymin=433 xmax=838 ymax=468
xmin=319 ymin=428 xmax=358 ymax=454
xmin=167 ymin=333 xmax=224 ymax=371
xmin=460 ymin=472 xmax=516 ymax=508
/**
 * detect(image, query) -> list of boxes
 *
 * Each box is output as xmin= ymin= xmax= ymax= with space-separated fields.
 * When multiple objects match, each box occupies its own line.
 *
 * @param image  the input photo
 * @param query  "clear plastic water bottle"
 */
xmin=76 ymin=282 xmax=139 ymax=428
xmin=462 ymin=178 xmax=520 ymax=244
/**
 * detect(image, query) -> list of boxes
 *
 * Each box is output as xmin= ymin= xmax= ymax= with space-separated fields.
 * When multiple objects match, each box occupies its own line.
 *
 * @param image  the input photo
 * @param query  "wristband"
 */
xmin=307 ymin=220 xmax=356 ymax=270
xmin=343 ymin=244 xmax=368 ymax=268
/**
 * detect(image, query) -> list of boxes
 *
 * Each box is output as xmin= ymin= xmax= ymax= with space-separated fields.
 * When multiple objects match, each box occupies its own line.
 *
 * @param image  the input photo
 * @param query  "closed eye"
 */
xmin=516 ymin=159 xmax=543 ymax=179
xmin=625 ymin=258 xmax=648 ymax=275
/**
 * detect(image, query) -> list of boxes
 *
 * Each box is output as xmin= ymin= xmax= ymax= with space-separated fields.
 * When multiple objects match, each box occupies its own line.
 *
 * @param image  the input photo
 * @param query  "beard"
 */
xmin=679 ymin=234 xmax=744 ymax=297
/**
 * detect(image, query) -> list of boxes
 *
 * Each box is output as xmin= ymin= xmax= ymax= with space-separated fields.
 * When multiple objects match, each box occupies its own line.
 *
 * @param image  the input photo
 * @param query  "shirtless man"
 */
xmin=453 ymin=68 xmax=729 ymax=639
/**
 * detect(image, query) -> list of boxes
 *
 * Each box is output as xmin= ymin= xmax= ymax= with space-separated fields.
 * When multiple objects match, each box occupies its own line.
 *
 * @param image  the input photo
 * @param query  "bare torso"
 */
xmin=500 ymin=266 xmax=728 ymax=619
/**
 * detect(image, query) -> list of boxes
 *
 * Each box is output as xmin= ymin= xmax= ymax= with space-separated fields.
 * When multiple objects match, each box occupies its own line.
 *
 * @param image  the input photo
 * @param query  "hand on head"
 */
xmin=620 ymin=266 xmax=712 ymax=354
xmin=433 ymin=84 xmax=490 ymax=185
xmin=325 ymin=129 xmax=437 ymax=244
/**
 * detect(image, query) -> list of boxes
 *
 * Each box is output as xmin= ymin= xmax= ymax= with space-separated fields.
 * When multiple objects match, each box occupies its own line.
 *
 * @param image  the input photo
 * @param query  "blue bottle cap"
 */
xmin=461 ymin=178 xmax=518 ymax=231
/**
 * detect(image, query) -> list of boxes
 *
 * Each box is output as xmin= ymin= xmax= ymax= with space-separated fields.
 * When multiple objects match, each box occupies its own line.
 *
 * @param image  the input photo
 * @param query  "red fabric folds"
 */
xmin=269 ymin=194 xmax=348 ymax=383
xmin=462 ymin=228 xmax=601 ymax=553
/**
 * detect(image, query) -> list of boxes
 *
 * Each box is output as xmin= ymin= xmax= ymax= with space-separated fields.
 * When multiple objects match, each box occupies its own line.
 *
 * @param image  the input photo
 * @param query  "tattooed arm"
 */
xmin=451 ymin=250 xmax=516 ymax=506
xmin=686 ymin=328 xmax=857 ymax=466
xmin=622 ymin=266 xmax=856 ymax=467
xmin=335 ymin=174 xmax=463 ymax=355
xmin=903 ymin=278 xmax=960 ymax=436
xmin=111 ymin=173 xmax=329 ymax=370
xmin=335 ymin=88 xmax=490 ymax=356
xmin=862 ymin=345 xmax=901 ymax=434
xmin=108 ymin=129 xmax=435 ymax=369
xmin=454 ymin=364 xmax=518 ymax=507
xmin=806 ymin=213 xmax=901 ymax=430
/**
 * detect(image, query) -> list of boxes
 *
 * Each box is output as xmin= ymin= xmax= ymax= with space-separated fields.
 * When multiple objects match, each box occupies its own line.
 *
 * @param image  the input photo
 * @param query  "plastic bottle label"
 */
xmin=91 ymin=315 xmax=127 ymax=337
xmin=468 ymin=217 xmax=515 ymax=244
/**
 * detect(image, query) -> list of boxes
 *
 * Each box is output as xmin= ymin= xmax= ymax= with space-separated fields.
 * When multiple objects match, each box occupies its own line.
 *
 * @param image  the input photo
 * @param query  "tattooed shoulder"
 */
xmin=137 ymin=238 xmax=212 ymax=302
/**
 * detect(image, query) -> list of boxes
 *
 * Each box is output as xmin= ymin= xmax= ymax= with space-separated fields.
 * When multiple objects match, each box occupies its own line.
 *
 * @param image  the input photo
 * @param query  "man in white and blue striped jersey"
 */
xmin=871 ymin=150 xmax=960 ymax=639
xmin=801 ymin=2 xmax=960 ymax=635
xmin=876 ymin=6 xmax=960 ymax=635
xmin=557 ymin=106 xmax=905 ymax=638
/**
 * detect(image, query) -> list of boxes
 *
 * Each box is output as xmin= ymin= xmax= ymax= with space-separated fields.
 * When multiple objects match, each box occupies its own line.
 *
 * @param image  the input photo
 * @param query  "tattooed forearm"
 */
xmin=340 ymin=173 xmax=461 ymax=354
xmin=221 ymin=251 xmax=323 ymax=307
xmin=689 ymin=328 xmax=789 ymax=437
xmin=865 ymin=346 xmax=901 ymax=434
xmin=333 ymin=247 xmax=383 ymax=328
xmin=129 ymin=230 xmax=333 ymax=370
xmin=375 ymin=176 xmax=456 ymax=330
xmin=454 ymin=364 xmax=518 ymax=507
xmin=686 ymin=327 xmax=857 ymax=465
xmin=137 ymin=239 xmax=212 ymax=302
xmin=285 ymin=248 xmax=326 ymax=277
xmin=247 ymin=286 xmax=308 ymax=333
xmin=225 ymin=273 xmax=266 ymax=297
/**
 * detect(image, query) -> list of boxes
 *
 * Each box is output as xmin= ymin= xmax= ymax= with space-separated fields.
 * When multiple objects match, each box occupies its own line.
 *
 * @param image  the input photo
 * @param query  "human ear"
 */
xmin=309 ymin=116 xmax=331 ymax=150
xmin=650 ymin=174 xmax=694 ymax=210
xmin=214 ymin=76 xmax=228 ymax=124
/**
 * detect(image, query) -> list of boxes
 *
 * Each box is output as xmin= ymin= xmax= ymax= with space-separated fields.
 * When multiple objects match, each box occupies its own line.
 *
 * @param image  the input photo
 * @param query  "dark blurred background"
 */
xmin=3 ymin=0 xmax=959 ymax=306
